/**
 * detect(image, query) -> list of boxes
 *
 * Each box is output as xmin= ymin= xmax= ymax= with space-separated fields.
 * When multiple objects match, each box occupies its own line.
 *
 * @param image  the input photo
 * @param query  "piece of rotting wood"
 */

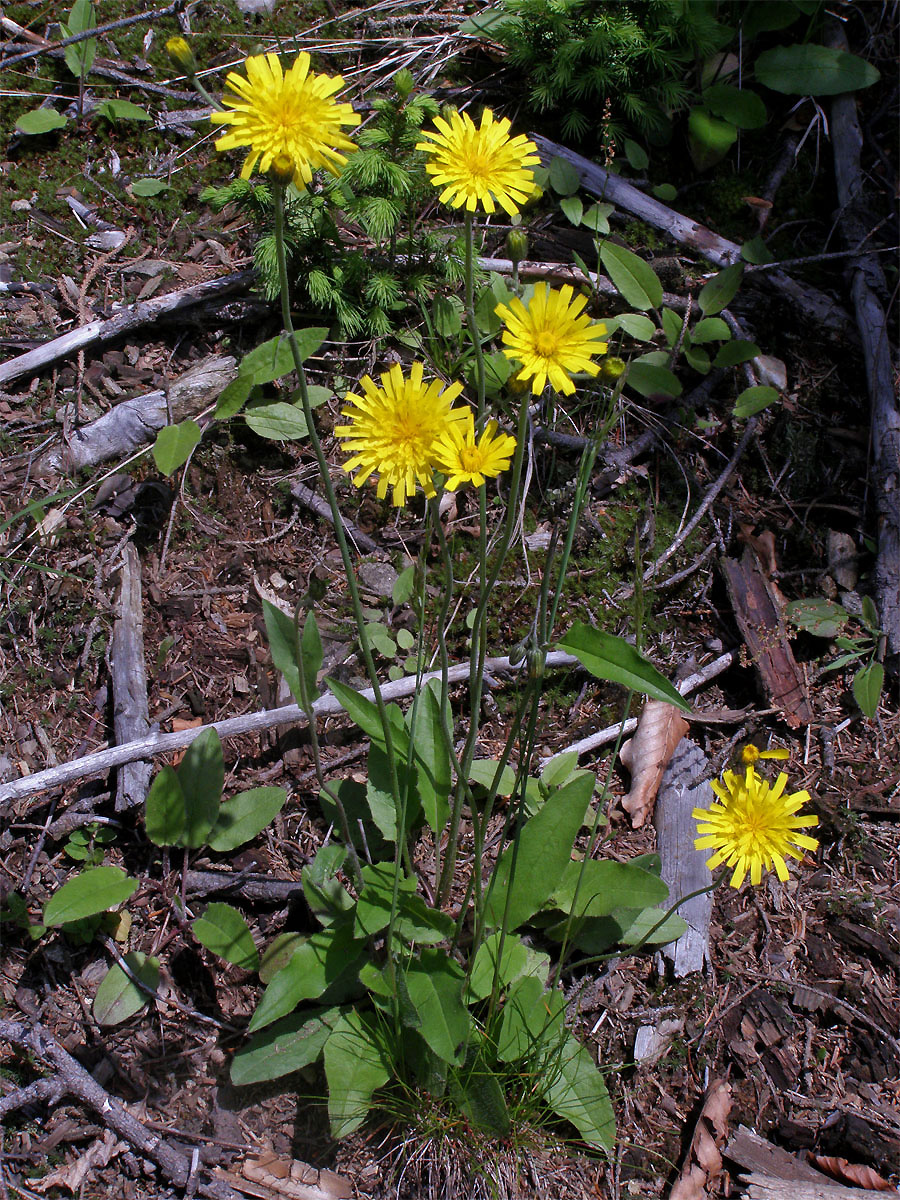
xmin=721 ymin=547 xmax=813 ymax=727
xmin=35 ymin=355 xmax=238 ymax=477
xmin=529 ymin=133 xmax=853 ymax=337
xmin=111 ymin=542 xmax=151 ymax=811
xmin=725 ymin=1126 xmax=833 ymax=1184
xmin=827 ymin=20 xmax=900 ymax=659
xmin=654 ymin=738 xmax=713 ymax=977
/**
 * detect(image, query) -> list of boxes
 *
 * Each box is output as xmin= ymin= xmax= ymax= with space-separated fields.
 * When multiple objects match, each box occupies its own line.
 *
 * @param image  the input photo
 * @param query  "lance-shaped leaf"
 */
xmin=559 ymin=623 xmax=690 ymax=711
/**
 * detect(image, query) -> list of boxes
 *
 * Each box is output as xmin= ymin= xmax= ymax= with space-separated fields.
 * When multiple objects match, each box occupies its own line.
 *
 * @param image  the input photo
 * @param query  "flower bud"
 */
xmin=505 ymin=229 xmax=529 ymax=265
xmin=600 ymin=355 xmax=626 ymax=381
xmin=166 ymin=35 xmax=197 ymax=78
xmin=267 ymin=153 xmax=296 ymax=186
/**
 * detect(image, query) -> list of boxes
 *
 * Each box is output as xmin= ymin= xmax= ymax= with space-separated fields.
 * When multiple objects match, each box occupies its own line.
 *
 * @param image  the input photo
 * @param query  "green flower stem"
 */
xmin=192 ymin=76 xmax=224 ymax=112
xmin=463 ymin=212 xmax=486 ymax=427
xmin=272 ymin=185 xmax=408 ymax=892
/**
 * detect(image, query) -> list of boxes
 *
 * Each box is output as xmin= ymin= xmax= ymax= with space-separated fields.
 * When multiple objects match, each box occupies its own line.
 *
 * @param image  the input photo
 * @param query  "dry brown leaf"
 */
xmin=619 ymin=699 xmax=690 ymax=827
xmin=33 ymin=1130 xmax=125 ymax=1193
xmin=243 ymin=1150 xmax=353 ymax=1200
xmin=668 ymin=1080 xmax=733 ymax=1200
xmin=809 ymin=1155 xmax=898 ymax=1191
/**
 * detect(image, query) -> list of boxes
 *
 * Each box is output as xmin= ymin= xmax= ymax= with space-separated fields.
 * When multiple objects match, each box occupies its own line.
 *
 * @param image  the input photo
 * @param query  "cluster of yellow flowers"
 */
xmin=205 ymin=50 xmax=610 ymax=505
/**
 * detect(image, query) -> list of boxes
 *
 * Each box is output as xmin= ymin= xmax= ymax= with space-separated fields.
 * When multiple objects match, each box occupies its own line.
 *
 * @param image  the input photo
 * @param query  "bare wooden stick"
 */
xmin=0 ymin=271 xmax=253 ymax=388
xmin=291 ymin=480 xmax=378 ymax=554
xmin=530 ymin=133 xmax=853 ymax=336
xmin=0 ymin=651 xmax=579 ymax=809
xmin=111 ymin=543 xmax=152 ymax=811
xmin=828 ymin=20 xmax=900 ymax=657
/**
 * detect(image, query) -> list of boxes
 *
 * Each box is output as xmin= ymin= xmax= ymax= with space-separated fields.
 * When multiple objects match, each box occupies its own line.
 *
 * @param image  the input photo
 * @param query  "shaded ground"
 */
xmin=1 ymin=1 xmax=898 ymax=1197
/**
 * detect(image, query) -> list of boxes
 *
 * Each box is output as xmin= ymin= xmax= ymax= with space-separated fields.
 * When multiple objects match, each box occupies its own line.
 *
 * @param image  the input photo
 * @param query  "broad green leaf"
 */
xmin=559 ymin=196 xmax=583 ymax=227
xmin=131 ymin=177 xmax=170 ymax=196
xmin=755 ymin=44 xmax=880 ymax=95
xmin=259 ymin=932 xmax=305 ymax=983
xmin=66 ymin=0 xmax=95 ymax=35
xmin=625 ymin=360 xmax=683 ymax=399
xmin=96 ymin=100 xmax=150 ymax=123
xmin=92 ymin=953 xmax=158 ymax=1026
xmin=684 ymin=345 xmax=711 ymax=375
xmin=599 ymin=242 xmax=662 ymax=311
xmin=145 ymin=765 xmax=185 ymax=846
xmin=559 ymin=622 xmax=690 ymax=711
xmin=240 ymin=329 xmax=326 ymax=384
xmin=552 ymin=859 xmax=669 ymax=918
xmin=467 ymin=932 xmax=533 ymax=1002
xmin=623 ymin=139 xmax=649 ymax=170
xmin=326 ymin=676 xmax=408 ymax=753
xmin=581 ymin=202 xmax=614 ymax=235
xmin=615 ymin=313 xmax=656 ymax=341
xmin=853 ymin=662 xmax=884 ymax=718
xmin=661 ymin=307 xmax=683 ymax=348
xmin=303 ymin=847 xmax=354 ymax=929
xmin=300 ymin=610 xmax=323 ymax=702
xmin=62 ymin=0 xmax=96 ymax=76
xmin=207 ymin=787 xmax=286 ymax=853
xmin=541 ymin=751 xmax=581 ymax=791
xmin=15 ymin=108 xmax=68 ymax=135
xmin=714 ymin=339 xmax=760 ymax=367
xmin=698 ymin=263 xmax=744 ymax=315
xmin=152 ymin=419 xmax=202 ymax=475
xmin=192 ymin=902 xmax=259 ymax=971
xmin=741 ymin=235 xmax=775 ymax=265
xmin=542 ymin=1035 xmax=615 ymax=1151
xmin=688 ymin=108 xmax=738 ymax=171
xmin=652 ymin=183 xmax=678 ymax=203
xmin=262 ymin=598 xmax=302 ymax=706
xmin=691 ymin=317 xmax=730 ymax=343
xmin=433 ymin=295 xmax=463 ymax=338
xmin=324 ymin=1010 xmax=390 ymax=1138
xmin=178 ymin=727 xmax=223 ymax=849
xmin=484 ymin=772 xmax=595 ymax=931
xmin=474 ymin=284 xmax=504 ymax=336
xmin=703 ymin=84 xmax=766 ymax=129
xmin=467 ymin=758 xmax=516 ymax=797
xmin=231 ymin=1008 xmax=336 ymax=1086
xmin=407 ymin=679 xmax=451 ymax=834
xmin=449 ymin=1054 xmax=510 ymax=1135
xmin=861 ymin=595 xmax=881 ymax=634
xmin=244 ymin=401 xmax=309 ymax=442
xmin=497 ymin=976 xmax=565 ymax=1062
xmin=44 ymin=866 xmax=137 ymax=926
xmin=365 ymin=743 xmax=401 ymax=842
xmin=786 ymin=597 xmax=848 ymax=638
xmin=215 ymin=375 xmax=253 ymax=418
xmin=548 ymin=155 xmax=580 ymax=196
xmin=405 ymin=950 xmax=470 ymax=1065
xmin=734 ymin=384 xmax=780 ymax=418
xmin=392 ymin=565 xmax=415 ymax=605
xmin=249 ymin=926 xmax=364 ymax=1032
xmin=619 ymin=907 xmax=688 ymax=946
xmin=742 ymin=0 xmax=805 ymax=36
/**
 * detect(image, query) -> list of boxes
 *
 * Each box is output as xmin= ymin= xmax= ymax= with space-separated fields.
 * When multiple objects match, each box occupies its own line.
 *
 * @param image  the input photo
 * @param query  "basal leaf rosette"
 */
xmin=211 ymin=52 xmax=360 ymax=190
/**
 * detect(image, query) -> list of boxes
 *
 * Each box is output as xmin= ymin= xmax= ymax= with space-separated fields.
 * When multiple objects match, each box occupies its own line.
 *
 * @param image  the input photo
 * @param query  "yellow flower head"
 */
xmin=434 ymin=414 xmax=517 ymax=491
xmin=693 ymin=764 xmax=819 ymax=889
xmin=495 ymin=283 xmax=608 ymax=396
xmin=336 ymin=363 xmax=468 ymax=507
xmin=210 ymin=52 xmax=359 ymax=190
xmin=416 ymin=108 xmax=540 ymax=216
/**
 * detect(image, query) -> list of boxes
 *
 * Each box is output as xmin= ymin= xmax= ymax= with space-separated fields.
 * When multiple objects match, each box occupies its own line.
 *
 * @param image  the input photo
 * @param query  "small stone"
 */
xmin=11 ymin=199 xmax=32 ymax=213
xmin=358 ymin=560 xmax=398 ymax=598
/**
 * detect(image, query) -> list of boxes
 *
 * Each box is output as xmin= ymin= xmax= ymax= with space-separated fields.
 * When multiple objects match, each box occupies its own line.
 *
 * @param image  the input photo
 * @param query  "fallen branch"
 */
xmin=291 ymin=480 xmax=378 ymax=554
xmin=0 ymin=651 xmax=579 ymax=809
xmin=111 ymin=543 xmax=152 ymax=810
xmin=530 ymin=133 xmax=853 ymax=337
xmin=828 ymin=20 xmax=900 ymax=657
xmin=0 ymin=270 xmax=254 ymax=388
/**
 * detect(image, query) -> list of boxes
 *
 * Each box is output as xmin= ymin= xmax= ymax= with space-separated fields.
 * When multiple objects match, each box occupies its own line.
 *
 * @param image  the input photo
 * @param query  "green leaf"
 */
xmin=62 ymin=0 xmax=96 ymax=76
xmin=300 ymin=610 xmax=323 ymax=701
xmin=44 ymin=866 xmax=137 ymax=927
xmin=684 ymin=345 xmax=711 ymax=375
xmin=407 ymin=679 xmax=451 ymax=835
xmin=145 ymin=766 xmax=185 ymax=846
xmin=192 ymin=902 xmax=259 ymax=971
xmin=405 ymin=950 xmax=470 ymax=1065
xmin=467 ymin=758 xmax=516 ymax=797
xmin=302 ymin=846 xmax=354 ymax=929
xmin=734 ymin=385 xmax=780 ymax=418
xmin=231 ymin=1009 xmax=336 ymax=1086
xmin=703 ymin=84 xmax=766 ymax=129
xmin=433 ymin=295 xmax=463 ymax=338
xmin=96 ymin=100 xmax=151 ymax=123
xmin=688 ymin=108 xmax=738 ymax=171
xmin=698 ymin=263 xmax=744 ymax=315
xmin=177 ymin=728 xmax=223 ymax=849
xmin=559 ymin=196 xmax=583 ymax=227
xmin=152 ymin=419 xmax=202 ymax=475
xmin=599 ymin=242 xmax=662 ymax=311
xmin=244 ymin=401 xmax=309 ymax=442
xmin=741 ymin=235 xmax=775 ymax=265
xmin=786 ymin=597 xmax=849 ymax=638
xmin=691 ymin=317 xmax=730 ymax=344
xmin=259 ymin=932 xmax=306 ymax=984
xmin=616 ymin=313 xmax=656 ymax=341
xmin=355 ymin=863 xmax=412 ymax=937
xmin=92 ymin=953 xmax=158 ymax=1026
xmin=482 ymin=350 xmax=512 ymax=395
xmin=249 ymin=925 xmax=364 ymax=1032
xmin=449 ymin=1054 xmax=510 ymax=1135
xmin=497 ymin=976 xmax=565 ymax=1063
xmin=240 ymin=329 xmax=326 ymax=384
xmin=15 ymin=108 xmax=68 ymax=135
xmin=459 ymin=8 xmax=514 ymax=36
xmin=552 ymin=859 xmax=669 ymax=917
xmin=324 ymin=1011 xmax=390 ymax=1137
xmin=714 ymin=339 xmax=760 ymax=367
xmin=618 ymin=907 xmax=688 ymax=946
xmin=581 ymin=202 xmax=614 ymax=235
xmin=131 ymin=177 xmax=170 ymax=196
xmin=262 ymin=598 xmax=302 ymax=706
xmin=852 ymin=661 xmax=884 ymax=718
xmin=485 ymin=772 xmax=595 ymax=931
xmin=326 ymin=676 xmax=408 ymax=753
xmin=548 ymin=156 xmax=580 ymax=196
xmin=627 ymin=360 xmax=684 ymax=399
xmin=392 ymin=565 xmax=415 ymax=606
xmin=215 ymin=375 xmax=254 ymax=418
xmin=468 ymin=932 xmax=538 ymax=1002
xmin=652 ymin=183 xmax=678 ymax=203
xmin=207 ymin=787 xmax=286 ymax=853
xmin=542 ymin=1034 xmax=615 ymax=1151
xmin=661 ymin=306 xmax=683 ymax=348
xmin=559 ymin=623 xmax=690 ymax=710
xmin=860 ymin=595 xmax=881 ymax=634
xmin=623 ymin=139 xmax=649 ymax=170
xmin=541 ymin=751 xmax=581 ymax=791
xmin=755 ymin=44 xmax=880 ymax=95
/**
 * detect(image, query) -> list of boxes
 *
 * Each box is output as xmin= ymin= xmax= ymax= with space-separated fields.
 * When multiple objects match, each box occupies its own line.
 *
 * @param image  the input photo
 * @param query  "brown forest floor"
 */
xmin=1 ymin=2 xmax=899 ymax=1198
